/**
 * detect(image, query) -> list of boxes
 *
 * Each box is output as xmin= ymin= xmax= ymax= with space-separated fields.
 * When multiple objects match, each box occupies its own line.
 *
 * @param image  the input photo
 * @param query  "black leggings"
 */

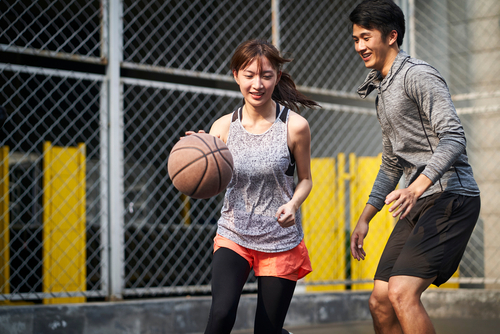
xmin=204 ymin=247 xmax=296 ymax=334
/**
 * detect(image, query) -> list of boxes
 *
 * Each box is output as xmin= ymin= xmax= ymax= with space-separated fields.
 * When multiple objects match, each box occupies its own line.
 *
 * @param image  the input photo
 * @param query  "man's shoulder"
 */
xmin=403 ymin=57 xmax=442 ymax=78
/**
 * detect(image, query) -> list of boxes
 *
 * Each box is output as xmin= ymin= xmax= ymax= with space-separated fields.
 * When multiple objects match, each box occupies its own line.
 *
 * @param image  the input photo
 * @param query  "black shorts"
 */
xmin=374 ymin=192 xmax=481 ymax=286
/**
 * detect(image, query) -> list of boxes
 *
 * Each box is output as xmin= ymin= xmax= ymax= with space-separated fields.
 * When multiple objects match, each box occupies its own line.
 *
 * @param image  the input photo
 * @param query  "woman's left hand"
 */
xmin=274 ymin=204 xmax=296 ymax=228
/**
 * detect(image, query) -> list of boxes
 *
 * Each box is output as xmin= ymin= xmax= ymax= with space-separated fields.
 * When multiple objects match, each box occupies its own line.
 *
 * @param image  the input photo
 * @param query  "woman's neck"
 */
xmin=243 ymin=100 xmax=276 ymax=123
xmin=241 ymin=101 xmax=277 ymax=134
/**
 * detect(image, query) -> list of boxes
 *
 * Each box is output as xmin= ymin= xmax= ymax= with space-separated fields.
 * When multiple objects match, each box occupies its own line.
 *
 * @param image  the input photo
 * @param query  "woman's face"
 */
xmin=233 ymin=56 xmax=280 ymax=109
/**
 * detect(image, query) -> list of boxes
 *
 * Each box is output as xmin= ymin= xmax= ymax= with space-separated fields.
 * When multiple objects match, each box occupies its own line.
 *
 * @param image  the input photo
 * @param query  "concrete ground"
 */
xmin=233 ymin=318 xmax=500 ymax=334
xmin=1 ymin=289 xmax=500 ymax=334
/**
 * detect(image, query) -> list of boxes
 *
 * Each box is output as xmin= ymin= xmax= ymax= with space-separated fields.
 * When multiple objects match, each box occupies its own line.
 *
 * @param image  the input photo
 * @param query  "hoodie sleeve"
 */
xmin=404 ymin=65 xmax=466 ymax=184
xmin=367 ymin=127 xmax=404 ymax=210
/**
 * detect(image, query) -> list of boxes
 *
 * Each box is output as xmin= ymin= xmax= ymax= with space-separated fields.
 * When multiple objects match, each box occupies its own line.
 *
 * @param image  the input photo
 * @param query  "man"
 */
xmin=348 ymin=1 xmax=480 ymax=333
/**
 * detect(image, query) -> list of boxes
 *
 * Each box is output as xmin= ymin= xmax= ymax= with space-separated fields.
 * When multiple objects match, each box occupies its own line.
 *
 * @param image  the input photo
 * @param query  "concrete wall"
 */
xmin=467 ymin=0 xmax=500 ymax=290
xmin=1 ymin=289 xmax=499 ymax=334
xmin=414 ymin=0 xmax=500 ymax=290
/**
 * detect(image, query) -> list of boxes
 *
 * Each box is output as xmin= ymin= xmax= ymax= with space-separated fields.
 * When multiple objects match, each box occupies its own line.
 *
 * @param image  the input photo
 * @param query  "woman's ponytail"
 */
xmin=273 ymin=72 xmax=320 ymax=111
xmin=231 ymin=39 xmax=320 ymax=112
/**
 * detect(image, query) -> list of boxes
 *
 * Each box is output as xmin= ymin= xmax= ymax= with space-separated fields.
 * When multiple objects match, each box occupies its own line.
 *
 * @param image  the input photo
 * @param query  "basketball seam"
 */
xmin=169 ymin=146 xmax=209 ymax=196
xmin=169 ymin=147 xmax=230 ymax=177
xmin=217 ymin=149 xmax=233 ymax=171
xmin=194 ymin=134 xmax=223 ymax=194
xmin=210 ymin=136 xmax=224 ymax=193
xmin=169 ymin=134 xmax=232 ymax=198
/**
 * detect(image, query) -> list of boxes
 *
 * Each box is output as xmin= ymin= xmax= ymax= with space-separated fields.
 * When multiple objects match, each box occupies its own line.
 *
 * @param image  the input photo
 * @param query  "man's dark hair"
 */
xmin=349 ymin=0 xmax=405 ymax=47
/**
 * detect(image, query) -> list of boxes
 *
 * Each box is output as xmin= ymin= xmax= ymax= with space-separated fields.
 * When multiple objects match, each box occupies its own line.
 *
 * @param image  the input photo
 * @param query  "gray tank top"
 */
xmin=217 ymin=103 xmax=304 ymax=253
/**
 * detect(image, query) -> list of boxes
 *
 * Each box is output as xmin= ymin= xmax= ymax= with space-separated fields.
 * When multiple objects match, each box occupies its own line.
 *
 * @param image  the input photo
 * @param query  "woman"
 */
xmin=189 ymin=39 xmax=319 ymax=334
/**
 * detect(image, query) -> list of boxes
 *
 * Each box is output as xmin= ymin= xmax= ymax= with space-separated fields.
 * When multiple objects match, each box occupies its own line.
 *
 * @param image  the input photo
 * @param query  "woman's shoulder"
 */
xmin=287 ymin=110 xmax=310 ymax=134
xmin=209 ymin=113 xmax=233 ymax=143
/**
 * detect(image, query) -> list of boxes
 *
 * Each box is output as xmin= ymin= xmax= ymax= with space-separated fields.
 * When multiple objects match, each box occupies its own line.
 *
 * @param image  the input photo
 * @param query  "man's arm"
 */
xmin=405 ymin=65 xmax=466 ymax=184
xmin=351 ymin=131 xmax=403 ymax=260
xmin=382 ymin=65 xmax=467 ymax=219
xmin=350 ymin=204 xmax=378 ymax=261
xmin=366 ymin=131 xmax=404 ymax=210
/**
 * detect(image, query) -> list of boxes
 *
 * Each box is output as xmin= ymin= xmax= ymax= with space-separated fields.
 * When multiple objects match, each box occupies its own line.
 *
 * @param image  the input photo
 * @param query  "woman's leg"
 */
xmin=254 ymin=276 xmax=297 ymax=334
xmin=204 ymin=247 xmax=251 ymax=334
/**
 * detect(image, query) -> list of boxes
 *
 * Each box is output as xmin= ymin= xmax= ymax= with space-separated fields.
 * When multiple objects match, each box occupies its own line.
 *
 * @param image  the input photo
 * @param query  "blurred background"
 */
xmin=0 ymin=0 xmax=499 ymax=305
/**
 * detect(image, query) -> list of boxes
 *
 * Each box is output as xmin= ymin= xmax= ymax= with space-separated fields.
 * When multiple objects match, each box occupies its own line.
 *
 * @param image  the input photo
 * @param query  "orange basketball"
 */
xmin=168 ymin=133 xmax=234 ymax=199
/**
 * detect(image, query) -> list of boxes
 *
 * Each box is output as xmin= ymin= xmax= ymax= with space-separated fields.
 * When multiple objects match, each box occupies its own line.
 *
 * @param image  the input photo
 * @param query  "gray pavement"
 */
xmin=233 ymin=318 xmax=500 ymax=334
xmin=2 ymin=289 xmax=500 ymax=334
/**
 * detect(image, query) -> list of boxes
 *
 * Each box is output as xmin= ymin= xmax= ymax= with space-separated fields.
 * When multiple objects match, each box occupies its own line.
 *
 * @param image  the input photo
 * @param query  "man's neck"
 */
xmin=380 ymin=47 xmax=400 ymax=78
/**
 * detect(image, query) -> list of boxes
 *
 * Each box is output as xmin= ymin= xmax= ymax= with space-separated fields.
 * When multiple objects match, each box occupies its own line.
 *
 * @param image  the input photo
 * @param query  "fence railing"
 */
xmin=0 ymin=0 xmax=499 ymax=304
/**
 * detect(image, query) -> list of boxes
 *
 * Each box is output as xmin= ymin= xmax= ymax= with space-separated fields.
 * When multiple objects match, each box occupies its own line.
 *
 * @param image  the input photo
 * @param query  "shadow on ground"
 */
xmin=232 ymin=318 xmax=500 ymax=334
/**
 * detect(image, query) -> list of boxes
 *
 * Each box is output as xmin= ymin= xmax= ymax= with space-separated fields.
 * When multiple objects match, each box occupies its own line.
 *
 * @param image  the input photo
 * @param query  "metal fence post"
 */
xmin=107 ymin=0 xmax=125 ymax=301
xmin=408 ymin=0 xmax=415 ymax=57
xmin=99 ymin=0 xmax=110 ymax=300
xmin=272 ymin=0 xmax=280 ymax=50
xmin=398 ymin=0 xmax=410 ymax=55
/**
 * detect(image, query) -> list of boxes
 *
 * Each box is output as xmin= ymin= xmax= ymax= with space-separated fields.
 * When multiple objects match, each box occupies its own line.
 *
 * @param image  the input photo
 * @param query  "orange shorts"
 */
xmin=213 ymin=234 xmax=313 ymax=281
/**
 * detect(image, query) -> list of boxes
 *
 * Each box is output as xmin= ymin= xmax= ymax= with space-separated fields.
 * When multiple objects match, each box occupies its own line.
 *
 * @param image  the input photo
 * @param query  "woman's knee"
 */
xmin=206 ymin=298 xmax=239 ymax=333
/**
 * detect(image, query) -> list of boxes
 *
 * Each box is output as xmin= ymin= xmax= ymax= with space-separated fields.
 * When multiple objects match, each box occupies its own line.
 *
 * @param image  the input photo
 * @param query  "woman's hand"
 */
xmin=181 ymin=130 xmax=206 ymax=139
xmin=275 ymin=203 xmax=297 ymax=228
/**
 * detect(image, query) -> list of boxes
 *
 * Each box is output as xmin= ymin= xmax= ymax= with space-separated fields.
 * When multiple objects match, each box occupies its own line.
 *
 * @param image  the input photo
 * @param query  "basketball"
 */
xmin=168 ymin=133 xmax=234 ymax=199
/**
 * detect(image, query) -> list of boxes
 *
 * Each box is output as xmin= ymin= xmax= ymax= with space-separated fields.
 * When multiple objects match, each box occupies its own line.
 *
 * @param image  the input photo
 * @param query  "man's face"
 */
xmin=352 ymin=24 xmax=393 ymax=75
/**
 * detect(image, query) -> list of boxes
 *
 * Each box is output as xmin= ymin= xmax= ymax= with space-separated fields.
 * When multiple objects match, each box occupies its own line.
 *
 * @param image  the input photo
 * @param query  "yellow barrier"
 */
xmin=303 ymin=152 xmax=457 ymax=291
xmin=349 ymin=153 xmax=395 ymax=290
xmin=0 ymin=146 xmax=9 ymax=298
xmin=349 ymin=153 xmax=459 ymax=289
xmin=303 ymin=155 xmax=345 ymax=291
xmin=43 ymin=142 xmax=87 ymax=304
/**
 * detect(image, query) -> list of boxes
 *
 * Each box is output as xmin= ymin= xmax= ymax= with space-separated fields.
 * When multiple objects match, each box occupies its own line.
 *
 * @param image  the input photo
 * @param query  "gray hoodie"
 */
xmin=358 ymin=50 xmax=480 ymax=210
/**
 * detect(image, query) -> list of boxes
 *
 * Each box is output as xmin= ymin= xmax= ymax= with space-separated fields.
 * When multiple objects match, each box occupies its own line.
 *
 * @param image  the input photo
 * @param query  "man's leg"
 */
xmin=388 ymin=275 xmax=436 ymax=334
xmin=369 ymin=279 xmax=403 ymax=334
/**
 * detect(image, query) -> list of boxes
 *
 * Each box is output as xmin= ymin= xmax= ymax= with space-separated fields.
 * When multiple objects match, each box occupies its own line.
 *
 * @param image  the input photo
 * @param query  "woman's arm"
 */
xmin=275 ymin=111 xmax=313 ymax=227
xmin=208 ymin=113 xmax=232 ymax=143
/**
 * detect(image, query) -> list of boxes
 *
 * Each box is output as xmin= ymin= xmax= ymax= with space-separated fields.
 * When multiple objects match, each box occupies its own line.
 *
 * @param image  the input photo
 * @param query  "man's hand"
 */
xmin=385 ymin=174 xmax=432 ymax=220
xmin=385 ymin=188 xmax=418 ymax=220
xmin=350 ymin=221 xmax=368 ymax=261
xmin=350 ymin=204 xmax=378 ymax=261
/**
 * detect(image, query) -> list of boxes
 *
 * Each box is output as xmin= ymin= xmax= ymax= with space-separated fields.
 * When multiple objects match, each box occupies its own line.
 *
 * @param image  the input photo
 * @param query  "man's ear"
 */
xmin=388 ymin=30 xmax=398 ymax=46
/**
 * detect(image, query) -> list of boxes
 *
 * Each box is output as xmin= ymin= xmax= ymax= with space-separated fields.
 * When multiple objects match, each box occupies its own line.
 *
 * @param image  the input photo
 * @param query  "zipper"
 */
xmin=378 ymin=82 xmax=398 ymax=144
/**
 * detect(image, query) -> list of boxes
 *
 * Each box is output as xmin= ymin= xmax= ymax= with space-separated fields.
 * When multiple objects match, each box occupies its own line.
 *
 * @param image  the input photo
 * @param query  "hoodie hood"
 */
xmin=357 ymin=50 xmax=411 ymax=99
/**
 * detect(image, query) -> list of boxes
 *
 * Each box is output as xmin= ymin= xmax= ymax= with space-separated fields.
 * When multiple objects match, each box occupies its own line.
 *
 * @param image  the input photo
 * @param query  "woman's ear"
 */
xmin=276 ymin=71 xmax=282 ymax=86
xmin=233 ymin=69 xmax=239 ymax=85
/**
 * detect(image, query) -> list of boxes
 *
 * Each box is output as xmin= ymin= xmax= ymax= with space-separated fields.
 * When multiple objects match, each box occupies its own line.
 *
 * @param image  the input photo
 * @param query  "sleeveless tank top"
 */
xmin=216 ymin=103 xmax=304 ymax=253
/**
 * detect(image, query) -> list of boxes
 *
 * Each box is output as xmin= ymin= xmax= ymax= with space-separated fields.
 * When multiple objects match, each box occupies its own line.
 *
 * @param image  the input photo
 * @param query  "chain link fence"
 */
xmin=0 ymin=64 xmax=105 ymax=302
xmin=0 ymin=0 xmax=103 ymax=62
xmin=0 ymin=0 xmax=499 ymax=303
